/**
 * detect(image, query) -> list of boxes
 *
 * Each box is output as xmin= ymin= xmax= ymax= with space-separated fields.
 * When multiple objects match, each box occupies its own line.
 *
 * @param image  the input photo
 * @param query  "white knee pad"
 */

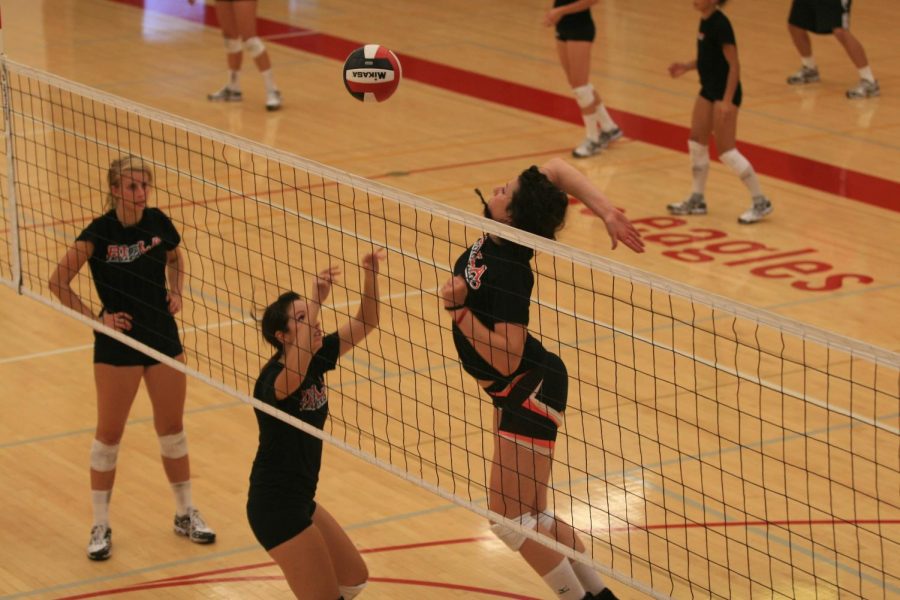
xmin=719 ymin=149 xmax=751 ymax=176
xmin=244 ymin=36 xmax=266 ymax=59
xmin=224 ymin=37 xmax=242 ymax=54
xmin=688 ymin=140 xmax=710 ymax=166
xmin=572 ymin=84 xmax=596 ymax=109
xmin=90 ymin=439 xmax=120 ymax=472
xmin=490 ymin=513 xmax=537 ymax=551
xmin=339 ymin=582 xmax=367 ymax=599
xmin=158 ymin=431 xmax=188 ymax=459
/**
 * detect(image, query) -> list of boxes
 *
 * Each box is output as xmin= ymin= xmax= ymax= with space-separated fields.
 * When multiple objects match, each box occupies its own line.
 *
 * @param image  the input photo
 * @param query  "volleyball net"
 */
xmin=2 ymin=60 xmax=898 ymax=600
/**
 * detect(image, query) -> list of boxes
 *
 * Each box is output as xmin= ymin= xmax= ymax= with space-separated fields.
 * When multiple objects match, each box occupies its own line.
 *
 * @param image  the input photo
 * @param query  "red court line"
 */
xmin=112 ymin=0 xmax=899 ymax=213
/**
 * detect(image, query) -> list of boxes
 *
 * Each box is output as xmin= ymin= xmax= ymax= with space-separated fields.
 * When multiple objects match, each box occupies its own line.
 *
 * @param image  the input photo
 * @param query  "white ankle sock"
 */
xmin=228 ymin=70 xmax=241 ymax=91
xmin=581 ymin=112 xmax=600 ymax=142
xmin=801 ymin=56 xmax=817 ymax=70
xmin=688 ymin=140 xmax=710 ymax=195
xmin=542 ymin=558 xmax=587 ymax=599
xmin=596 ymin=103 xmax=617 ymax=131
xmin=858 ymin=66 xmax=875 ymax=83
xmin=92 ymin=489 xmax=111 ymax=527
xmin=570 ymin=560 xmax=607 ymax=594
xmin=171 ymin=481 xmax=193 ymax=516
xmin=261 ymin=69 xmax=277 ymax=93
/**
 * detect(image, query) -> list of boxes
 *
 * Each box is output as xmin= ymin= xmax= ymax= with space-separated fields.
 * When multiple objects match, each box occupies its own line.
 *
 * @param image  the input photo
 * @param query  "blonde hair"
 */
xmin=105 ymin=155 xmax=154 ymax=211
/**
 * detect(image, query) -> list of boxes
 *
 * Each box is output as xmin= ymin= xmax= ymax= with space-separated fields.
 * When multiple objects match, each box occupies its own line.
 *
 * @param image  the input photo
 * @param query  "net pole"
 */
xmin=0 ymin=6 xmax=23 ymax=290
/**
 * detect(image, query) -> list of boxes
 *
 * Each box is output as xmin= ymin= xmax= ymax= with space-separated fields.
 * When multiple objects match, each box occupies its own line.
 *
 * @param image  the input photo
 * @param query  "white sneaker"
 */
xmin=738 ymin=196 xmax=773 ymax=224
xmin=87 ymin=524 xmax=112 ymax=561
xmin=265 ymin=90 xmax=282 ymax=111
xmin=787 ymin=66 xmax=820 ymax=85
xmin=846 ymin=79 xmax=880 ymax=99
xmin=174 ymin=508 xmax=216 ymax=544
xmin=207 ymin=86 xmax=242 ymax=102
xmin=598 ymin=127 xmax=623 ymax=148
xmin=572 ymin=137 xmax=601 ymax=158
xmin=667 ymin=193 xmax=707 ymax=216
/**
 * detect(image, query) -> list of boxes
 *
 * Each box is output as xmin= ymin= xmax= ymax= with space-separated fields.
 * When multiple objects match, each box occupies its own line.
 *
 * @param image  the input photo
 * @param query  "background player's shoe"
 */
xmin=786 ymin=66 xmax=820 ymax=85
xmin=738 ymin=196 xmax=773 ymax=224
xmin=598 ymin=127 xmax=623 ymax=148
xmin=572 ymin=137 xmax=602 ymax=158
xmin=265 ymin=90 xmax=283 ymax=111
xmin=667 ymin=193 xmax=707 ymax=216
xmin=207 ymin=86 xmax=242 ymax=102
xmin=87 ymin=524 xmax=111 ymax=561
xmin=174 ymin=508 xmax=217 ymax=544
xmin=846 ymin=79 xmax=880 ymax=99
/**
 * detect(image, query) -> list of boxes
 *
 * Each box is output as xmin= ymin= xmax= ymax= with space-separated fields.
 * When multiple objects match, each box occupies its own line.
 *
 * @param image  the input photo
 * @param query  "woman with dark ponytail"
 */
xmin=247 ymin=249 xmax=386 ymax=599
xmin=440 ymin=158 xmax=643 ymax=600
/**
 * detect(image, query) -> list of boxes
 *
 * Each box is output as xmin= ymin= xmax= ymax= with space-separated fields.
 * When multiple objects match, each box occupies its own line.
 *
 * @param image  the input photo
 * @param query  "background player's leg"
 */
xmin=208 ymin=1 xmax=244 ymax=101
xmin=668 ymin=96 xmax=713 ymax=216
xmin=232 ymin=0 xmax=281 ymax=110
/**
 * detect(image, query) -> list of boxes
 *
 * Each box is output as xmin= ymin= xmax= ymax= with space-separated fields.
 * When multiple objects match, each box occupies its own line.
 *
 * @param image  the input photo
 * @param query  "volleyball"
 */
xmin=342 ymin=45 xmax=402 ymax=103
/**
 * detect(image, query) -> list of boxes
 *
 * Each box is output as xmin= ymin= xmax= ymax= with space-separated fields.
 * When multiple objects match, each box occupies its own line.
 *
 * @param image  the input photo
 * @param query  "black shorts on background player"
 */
xmin=789 ymin=0 xmax=851 ymax=34
xmin=247 ymin=332 xmax=340 ymax=551
xmin=76 ymin=207 xmax=184 ymax=366
xmin=554 ymin=0 xmax=595 ymax=41
xmin=697 ymin=9 xmax=742 ymax=106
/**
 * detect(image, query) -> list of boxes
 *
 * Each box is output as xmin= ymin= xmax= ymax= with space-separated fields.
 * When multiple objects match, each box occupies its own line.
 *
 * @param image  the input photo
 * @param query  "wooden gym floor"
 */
xmin=0 ymin=0 xmax=898 ymax=598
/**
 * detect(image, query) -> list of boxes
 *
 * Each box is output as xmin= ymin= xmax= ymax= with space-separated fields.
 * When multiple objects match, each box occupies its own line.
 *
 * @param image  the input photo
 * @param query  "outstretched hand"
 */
xmin=603 ymin=208 xmax=645 ymax=253
xmin=361 ymin=248 xmax=387 ymax=273
xmin=313 ymin=265 xmax=341 ymax=304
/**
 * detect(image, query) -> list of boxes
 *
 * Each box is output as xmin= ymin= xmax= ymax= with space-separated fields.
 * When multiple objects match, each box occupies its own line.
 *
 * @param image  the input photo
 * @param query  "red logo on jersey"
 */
xmin=106 ymin=236 xmax=162 ymax=263
xmin=298 ymin=385 xmax=327 ymax=411
xmin=465 ymin=236 xmax=487 ymax=289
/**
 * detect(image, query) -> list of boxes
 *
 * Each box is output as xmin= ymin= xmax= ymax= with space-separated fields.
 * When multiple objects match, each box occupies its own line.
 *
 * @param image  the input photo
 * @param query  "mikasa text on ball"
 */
xmin=343 ymin=44 xmax=402 ymax=103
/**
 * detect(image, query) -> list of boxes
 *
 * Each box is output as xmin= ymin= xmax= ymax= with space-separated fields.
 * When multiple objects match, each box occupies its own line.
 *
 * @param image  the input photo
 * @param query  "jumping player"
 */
xmin=440 ymin=158 xmax=643 ymax=599
xmin=49 ymin=156 xmax=215 ymax=561
xmin=666 ymin=0 xmax=773 ymax=224
xmin=543 ymin=0 xmax=623 ymax=158
xmin=248 ymin=249 xmax=386 ymax=600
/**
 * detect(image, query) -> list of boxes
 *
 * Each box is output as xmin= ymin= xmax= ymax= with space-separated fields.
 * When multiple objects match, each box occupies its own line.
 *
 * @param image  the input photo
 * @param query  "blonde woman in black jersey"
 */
xmin=49 ymin=156 xmax=215 ymax=560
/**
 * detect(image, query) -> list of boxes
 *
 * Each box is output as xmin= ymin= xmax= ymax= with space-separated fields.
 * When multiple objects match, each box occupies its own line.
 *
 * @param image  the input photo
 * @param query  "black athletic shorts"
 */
xmin=555 ymin=11 xmax=596 ymax=42
xmin=700 ymin=83 xmax=743 ymax=107
xmin=93 ymin=317 xmax=183 ymax=366
xmin=789 ymin=0 xmax=852 ymax=34
xmin=247 ymin=498 xmax=317 ymax=551
xmin=486 ymin=352 xmax=568 ymax=454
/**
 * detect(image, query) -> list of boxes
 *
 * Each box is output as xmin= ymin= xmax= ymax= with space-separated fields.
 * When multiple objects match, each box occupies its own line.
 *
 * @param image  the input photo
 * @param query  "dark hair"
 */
xmin=718 ymin=0 xmax=729 ymax=6
xmin=507 ymin=166 xmax=567 ymax=239
xmin=260 ymin=291 xmax=301 ymax=357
